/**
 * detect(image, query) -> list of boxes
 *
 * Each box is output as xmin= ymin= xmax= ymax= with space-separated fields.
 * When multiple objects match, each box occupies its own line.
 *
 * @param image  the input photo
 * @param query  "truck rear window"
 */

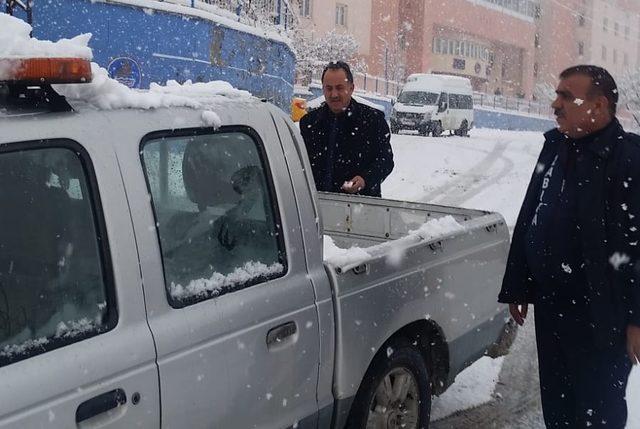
xmin=141 ymin=129 xmax=286 ymax=307
xmin=0 ymin=142 xmax=115 ymax=366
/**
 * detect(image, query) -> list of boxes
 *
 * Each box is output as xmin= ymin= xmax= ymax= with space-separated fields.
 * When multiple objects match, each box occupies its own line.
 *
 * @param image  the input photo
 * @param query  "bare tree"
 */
xmin=293 ymin=29 xmax=367 ymax=84
xmin=618 ymin=69 xmax=640 ymax=128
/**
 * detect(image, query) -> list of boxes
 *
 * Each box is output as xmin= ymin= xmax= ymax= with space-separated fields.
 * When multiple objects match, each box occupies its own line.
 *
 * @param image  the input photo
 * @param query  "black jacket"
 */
xmin=498 ymin=119 xmax=640 ymax=346
xmin=299 ymin=99 xmax=394 ymax=197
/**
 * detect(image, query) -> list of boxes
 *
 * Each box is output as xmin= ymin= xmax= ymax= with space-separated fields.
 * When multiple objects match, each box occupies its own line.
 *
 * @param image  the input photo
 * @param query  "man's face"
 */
xmin=322 ymin=69 xmax=354 ymax=114
xmin=551 ymin=74 xmax=608 ymax=139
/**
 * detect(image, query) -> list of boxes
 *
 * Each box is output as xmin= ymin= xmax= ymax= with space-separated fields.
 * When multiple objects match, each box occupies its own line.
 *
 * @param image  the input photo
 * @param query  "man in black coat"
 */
xmin=300 ymin=61 xmax=394 ymax=198
xmin=499 ymin=65 xmax=640 ymax=428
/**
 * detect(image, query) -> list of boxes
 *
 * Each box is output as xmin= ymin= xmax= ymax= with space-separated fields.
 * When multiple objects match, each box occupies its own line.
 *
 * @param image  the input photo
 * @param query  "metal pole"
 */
xmin=384 ymin=44 xmax=389 ymax=95
xmin=276 ymin=0 xmax=281 ymax=26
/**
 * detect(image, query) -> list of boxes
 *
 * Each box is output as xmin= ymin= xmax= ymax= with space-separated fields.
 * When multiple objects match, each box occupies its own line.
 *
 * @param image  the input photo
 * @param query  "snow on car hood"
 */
xmin=393 ymin=103 xmax=437 ymax=115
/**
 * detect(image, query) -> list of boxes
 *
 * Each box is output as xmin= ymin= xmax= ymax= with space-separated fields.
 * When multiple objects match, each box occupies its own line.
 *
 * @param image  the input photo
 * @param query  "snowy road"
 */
xmin=382 ymin=129 xmax=640 ymax=428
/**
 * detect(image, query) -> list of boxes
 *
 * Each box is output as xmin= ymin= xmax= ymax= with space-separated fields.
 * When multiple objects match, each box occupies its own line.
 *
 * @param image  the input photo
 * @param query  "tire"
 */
xmin=391 ymin=124 xmax=399 ymax=134
xmin=456 ymin=120 xmax=469 ymax=137
xmin=346 ymin=339 xmax=432 ymax=429
xmin=419 ymin=124 xmax=430 ymax=137
xmin=431 ymin=122 xmax=443 ymax=137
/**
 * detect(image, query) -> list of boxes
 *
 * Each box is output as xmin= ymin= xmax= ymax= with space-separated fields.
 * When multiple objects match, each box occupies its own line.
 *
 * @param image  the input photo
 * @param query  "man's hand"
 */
xmin=627 ymin=325 xmax=640 ymax=365
xmin=509 ymin=303 xmax=529 ymax=326
xmin=341 ymin=175 xmax=366 ymax=194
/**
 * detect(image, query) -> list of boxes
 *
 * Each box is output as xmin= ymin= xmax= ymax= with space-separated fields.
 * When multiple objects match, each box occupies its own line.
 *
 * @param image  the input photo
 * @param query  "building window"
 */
xmin=578 ymin=41 xmax=584 ymax=56
xmin=625 ymin=26 xmax=630 ymax=40
xmin=603 ymin=17 xmax=608 ymax=32
xmin=335 ymin=4 xmax=347 ymax=26
xmin=624 ymin=52 xmax=629 ymax=67
xmin=534 ymin=33 xmax=540 ymax=48
xmin=299 ymin=0 xmax=312 ymax=18
xmin=602 ymin=46 xmax=607 ymax=61
xmin=578 ymin=14 xmax=585 ymax=26
xmin=534 ymin=62 xmax=539 ymax=78
xmin=614 ymin=22 xmax=619 ymax=37
xmin=613 ymin=49 xmax=617 ymax=64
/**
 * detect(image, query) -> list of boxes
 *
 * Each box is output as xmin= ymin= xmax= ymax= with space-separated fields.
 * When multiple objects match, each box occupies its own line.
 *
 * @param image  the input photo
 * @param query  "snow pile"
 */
xmin=0 ymin=13 xmax=92 ymax=81
xmin=323 ymin=216 xmax=465 ymax=269
xmin=408 ymin=215 xmax=466 ymax=240
xmin=55 ymin=63 xmax=254 ymax=111
xmin=0 ymin=317 xmax=99 ymax=359
xmin=150 ymin=80 xmax=252 ymax=101
xmin=0 ymin=14 xmax=92 ymax=60
xmin=323 ymin=235 xmax=371 ymax=267
xmin=201 ymin=110 xmax=223 ymax=128
xmin=55 ymin=63 xmax=202 ymax=110
xmin=431 ymin=356 xmax=504 ymax=421
xmin=170 ymin=261 xmax=285 ymax=300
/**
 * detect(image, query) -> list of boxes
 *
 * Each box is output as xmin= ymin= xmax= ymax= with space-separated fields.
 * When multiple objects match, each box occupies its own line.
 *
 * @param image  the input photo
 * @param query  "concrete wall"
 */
xmin=23 ymin=0 xmax=295 ymax=110
xmin=475 ymin=108 xmax=555 ymax=132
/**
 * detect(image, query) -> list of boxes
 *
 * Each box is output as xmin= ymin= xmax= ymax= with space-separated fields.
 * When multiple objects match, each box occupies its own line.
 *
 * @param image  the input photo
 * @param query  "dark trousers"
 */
xmin=535 ymin=307 xmax=632 ymax=428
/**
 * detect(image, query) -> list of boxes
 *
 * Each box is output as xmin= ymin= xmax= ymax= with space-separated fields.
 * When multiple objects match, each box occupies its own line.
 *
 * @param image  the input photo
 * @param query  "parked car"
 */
xmin=0 ymin=56 xmax=513 ymax=429
xmin=391 ymin=74 xmax=474 ymax=137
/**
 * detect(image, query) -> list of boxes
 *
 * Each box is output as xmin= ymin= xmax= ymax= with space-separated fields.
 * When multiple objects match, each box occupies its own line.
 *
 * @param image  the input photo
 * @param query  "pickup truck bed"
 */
xmin=319 ymin=192 xmax=511 ymax=416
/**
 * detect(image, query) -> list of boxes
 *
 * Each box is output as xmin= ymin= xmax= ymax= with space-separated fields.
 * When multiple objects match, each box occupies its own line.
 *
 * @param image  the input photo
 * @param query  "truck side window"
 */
xmin=141 ymin=129 xmax=286 ymax=307
xmin=0 ymin=143 xmax=115 ymax=367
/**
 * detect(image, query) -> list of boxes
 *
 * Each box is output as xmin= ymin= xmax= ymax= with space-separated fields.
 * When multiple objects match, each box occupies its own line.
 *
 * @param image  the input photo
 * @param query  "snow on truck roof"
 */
xmin=0 ymin=13 xmax=255 ymax=116
xmin=403 ymin=73 xmax=472 ymax=92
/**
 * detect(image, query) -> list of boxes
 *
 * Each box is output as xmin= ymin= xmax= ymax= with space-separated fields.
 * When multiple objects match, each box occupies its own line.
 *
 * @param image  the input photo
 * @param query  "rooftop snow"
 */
xmin=0 ymin=14 xmax=92 ymax=59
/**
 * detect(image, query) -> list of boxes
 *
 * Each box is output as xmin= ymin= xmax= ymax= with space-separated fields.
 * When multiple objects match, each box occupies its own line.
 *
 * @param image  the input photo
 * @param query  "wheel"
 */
xmin=431 ymin=122 xmax=443 ymax=137
xmin=390 ymin=124 xmax=399 ymax=134
xmin=346 ymin=339 xmax=432 ymax=429
xmin=456 ymin=120 xmax=469 ymax=137
xmin=418 ymin=124 xmax=429 ymax=137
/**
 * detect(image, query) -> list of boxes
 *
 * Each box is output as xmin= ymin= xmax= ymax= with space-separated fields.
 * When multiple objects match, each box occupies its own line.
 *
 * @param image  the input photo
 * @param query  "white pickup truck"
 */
xmin=0 ymin=55 xmax=513 ymax=429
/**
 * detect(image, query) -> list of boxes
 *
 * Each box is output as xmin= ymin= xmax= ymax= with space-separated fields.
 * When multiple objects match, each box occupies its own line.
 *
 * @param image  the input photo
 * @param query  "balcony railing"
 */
xmin=473 ymin=92 xmax=554 ymax=117
xmin=161 ymin=0 xmax=297 ymax=31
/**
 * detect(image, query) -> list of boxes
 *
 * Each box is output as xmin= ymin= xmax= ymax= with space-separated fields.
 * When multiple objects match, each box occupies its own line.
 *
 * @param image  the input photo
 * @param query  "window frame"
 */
xmin=299 ymin=0 xmax=312 ymax=17
xmin=335 ymin=3 xmax=347 ymax=27
xmin=139 ymin=126 xmax=289 ymax=309
xmin=0 ymin=138 xmax=118 ymax=368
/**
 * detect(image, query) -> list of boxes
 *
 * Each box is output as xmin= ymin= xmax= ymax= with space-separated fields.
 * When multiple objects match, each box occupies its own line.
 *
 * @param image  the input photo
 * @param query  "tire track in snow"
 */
xmin=421 ymin=139 xmax=513 ymax=207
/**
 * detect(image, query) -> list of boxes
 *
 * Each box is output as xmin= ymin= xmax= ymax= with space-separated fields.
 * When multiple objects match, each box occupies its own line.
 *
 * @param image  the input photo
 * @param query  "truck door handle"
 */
xmin=76 ymin=388 xmax=127 ymax=423
xmin=266 ymin=321 xmax=297 ymax=347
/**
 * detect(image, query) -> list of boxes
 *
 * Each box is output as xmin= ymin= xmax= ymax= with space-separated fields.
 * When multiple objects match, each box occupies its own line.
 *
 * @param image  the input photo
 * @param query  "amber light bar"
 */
xmin=0 ymin=57 xmax=92 ymax=84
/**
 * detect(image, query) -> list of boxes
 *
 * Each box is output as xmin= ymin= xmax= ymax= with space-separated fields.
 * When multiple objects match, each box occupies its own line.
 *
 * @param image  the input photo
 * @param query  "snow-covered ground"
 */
xmin=383 ymin=129 xmax=640 ymax=427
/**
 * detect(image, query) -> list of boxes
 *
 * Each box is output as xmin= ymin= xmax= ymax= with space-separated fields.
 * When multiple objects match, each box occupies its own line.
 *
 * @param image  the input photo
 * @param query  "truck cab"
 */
xmin=0 ymin=51 xmax=513 ymax=429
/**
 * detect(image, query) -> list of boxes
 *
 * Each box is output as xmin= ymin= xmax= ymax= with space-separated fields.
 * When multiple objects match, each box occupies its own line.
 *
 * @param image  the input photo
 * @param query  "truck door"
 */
xmin=0 ymin=136 xmax=160 ymax=428
xmin=124 ymin=112 xmax=321 ymax=428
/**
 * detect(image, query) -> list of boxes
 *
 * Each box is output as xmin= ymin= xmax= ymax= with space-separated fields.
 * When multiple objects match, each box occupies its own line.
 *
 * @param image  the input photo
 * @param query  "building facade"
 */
xmin=295 ymin=0 xmax=640 ymax=98
xmin=534 ymin=0 xmax=640 ymax=96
